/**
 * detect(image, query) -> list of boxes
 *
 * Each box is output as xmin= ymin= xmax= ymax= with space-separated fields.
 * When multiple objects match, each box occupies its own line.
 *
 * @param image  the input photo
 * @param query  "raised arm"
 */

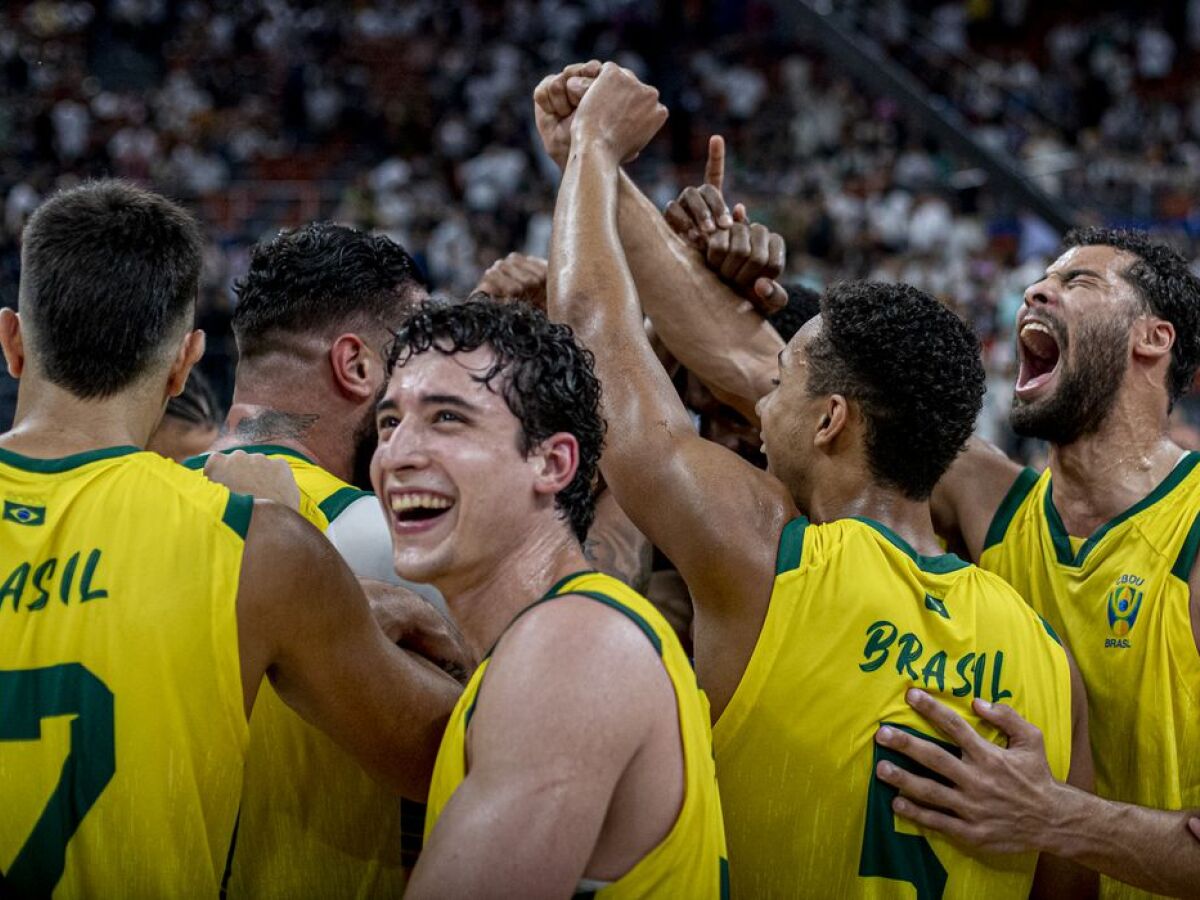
xmin=533 ymin=65 xmax=783 ymax=421
xmin=546 ymin=63 xmax=792 ymax=635
xmin=930 ymin=437 xmax=1027 ymax=561
xmin=237 ymin=501 xmax=460 ymax=799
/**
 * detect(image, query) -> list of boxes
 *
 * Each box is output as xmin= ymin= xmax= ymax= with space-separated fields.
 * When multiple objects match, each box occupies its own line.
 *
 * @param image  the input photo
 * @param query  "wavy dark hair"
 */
xmin=1062 ymin=227 xmax=1200 ymax=408
xmin=806 ymin=282 xmax=985 ymax=500
xmin=233 ymin=222 xmax=425 ymax=357
xmin=387 ymin=298 xmax=605 ymax=542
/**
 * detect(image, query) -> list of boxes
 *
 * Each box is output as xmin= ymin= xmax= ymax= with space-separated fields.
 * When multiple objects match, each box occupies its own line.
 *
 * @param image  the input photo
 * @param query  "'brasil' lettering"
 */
xmin=0 ymin=549 xmax=108 ymax=612
xmin=859 ymin=619 xmax=1013 ymax=703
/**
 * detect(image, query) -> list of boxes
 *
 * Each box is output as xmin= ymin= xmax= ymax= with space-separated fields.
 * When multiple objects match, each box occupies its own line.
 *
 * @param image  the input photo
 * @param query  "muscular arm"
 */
xmin=237 ymin=501 xmax=460 ymax=799
xmin=930 ymin=437 xmax=1026 ymax=561
xmin=547 ymin=67 xmax=793 ymax=712
xmin=406 ymin=599 xmax=672 ymax=899
xmin=617 ymin=171 xmax=783 ymax=421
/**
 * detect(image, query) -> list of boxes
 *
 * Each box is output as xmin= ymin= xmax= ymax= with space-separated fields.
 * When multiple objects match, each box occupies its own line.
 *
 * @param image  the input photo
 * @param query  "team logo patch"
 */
xmin=2 ymin=501 xmax=45 ymax=526
xmin=1106 ymin=574 xmax=1144 ymax=639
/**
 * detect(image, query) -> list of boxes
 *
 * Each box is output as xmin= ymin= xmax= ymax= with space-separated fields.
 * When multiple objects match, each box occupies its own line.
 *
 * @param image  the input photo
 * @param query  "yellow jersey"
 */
xmin=980 ymin=454 xmax=1200 ymax=900
xmin=184 ymin=444 xmax=413 ymax=899
xmin=424 ymin=571 xmax=729 ymax=898
xmin=715 ymin=516 xmax=1072 ymax=899
xmin=0 ymin=445 xmax=249 ymax=898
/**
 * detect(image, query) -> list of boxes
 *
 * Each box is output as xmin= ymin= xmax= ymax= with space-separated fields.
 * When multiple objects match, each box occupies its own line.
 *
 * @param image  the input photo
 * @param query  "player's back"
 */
xmin=0 ymin=445 xmax=250 ymax=898
xmin=714 ymin=516 xmax=1072 ymax=899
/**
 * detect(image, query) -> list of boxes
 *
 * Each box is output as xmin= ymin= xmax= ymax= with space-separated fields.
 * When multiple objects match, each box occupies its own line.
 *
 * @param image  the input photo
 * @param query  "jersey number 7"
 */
xmin=0 ymin=665 xmax=115 ymax=895
xmin=859 ymin=722 xmax=961 ymax=900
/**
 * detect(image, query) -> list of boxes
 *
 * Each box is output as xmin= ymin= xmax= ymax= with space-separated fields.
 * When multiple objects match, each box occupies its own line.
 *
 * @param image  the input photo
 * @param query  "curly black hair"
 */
xmin=806 ymin=282 xmax=985 ymax=500
xmin=769 ymin=283 xmax=822 ymax=342
xmin=233 ymin=222 xmax=425 ymax=357
xmin=1062 ymin=227 xmax=1200 ymax=407
xmin=20 ymin=180 xmax=202 ymax=398
xmin=387 ymin=298 xmax=605 ymax=542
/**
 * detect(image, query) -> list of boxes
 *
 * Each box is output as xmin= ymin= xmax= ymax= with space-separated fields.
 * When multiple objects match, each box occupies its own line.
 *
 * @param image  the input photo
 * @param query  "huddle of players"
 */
xmin=2 ymin=59 xmax=1200 ymax=899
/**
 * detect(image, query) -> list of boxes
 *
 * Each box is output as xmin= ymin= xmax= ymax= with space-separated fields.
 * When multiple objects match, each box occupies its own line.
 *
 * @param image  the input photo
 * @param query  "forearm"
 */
xmin=617 ymin=170 xmax=782 ymax=417
xmin=1042 ymin=782 xmax=1200 ymax=897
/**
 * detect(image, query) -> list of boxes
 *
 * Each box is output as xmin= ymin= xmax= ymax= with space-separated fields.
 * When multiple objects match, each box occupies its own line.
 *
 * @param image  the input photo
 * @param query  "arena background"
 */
xmin=1 ymin=0 xmax=1198 ymax=464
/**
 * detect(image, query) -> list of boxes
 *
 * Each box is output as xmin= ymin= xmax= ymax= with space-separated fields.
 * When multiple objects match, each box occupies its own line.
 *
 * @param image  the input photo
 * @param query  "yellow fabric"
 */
xmin=980 ymin=455 xmax=1200 ymax=900
xmin=424 ymin=571 xmax=729 ymax=898
xmin=715 ymin=516 xmax=1072 ymax=899
xmin=0 ymin=446 xmax=248 ymax=898
xmin=203 ymin=447 xmax=411 ymax=899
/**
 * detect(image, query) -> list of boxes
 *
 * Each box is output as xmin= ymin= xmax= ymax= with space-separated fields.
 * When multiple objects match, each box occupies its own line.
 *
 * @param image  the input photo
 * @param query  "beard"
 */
xmin=350 ymin=403 xmax=379 ymax=491
xmin=1010 ymin=314 xmax=1129 ymax=446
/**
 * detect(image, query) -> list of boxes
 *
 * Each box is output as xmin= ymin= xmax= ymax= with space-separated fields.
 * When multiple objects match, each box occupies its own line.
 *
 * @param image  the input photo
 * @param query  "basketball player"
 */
xmin=0 ymin=180 xmax=458 ymax=897
xmin=373 ymin=297 xmax=727 ymax=897
xmin=181 ymin=221 xmax=457 ymax=897
xmin=547 ymin=62 xmax=1092 ymax=897
xmin=873 ymin=229 xmax=1200 ymax=897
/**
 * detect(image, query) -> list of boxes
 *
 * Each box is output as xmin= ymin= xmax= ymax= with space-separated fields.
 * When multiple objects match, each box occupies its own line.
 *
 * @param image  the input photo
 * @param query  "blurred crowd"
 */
xmin=2 ymin=0 xmax=1199 ymax=455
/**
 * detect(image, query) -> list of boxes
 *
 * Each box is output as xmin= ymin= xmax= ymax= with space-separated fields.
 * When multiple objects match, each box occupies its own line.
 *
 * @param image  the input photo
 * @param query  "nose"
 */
xmin=1023 ymin=276 xmax=1055 ymax=309
xmin=374 ymin=419 xmax=433 ymax=476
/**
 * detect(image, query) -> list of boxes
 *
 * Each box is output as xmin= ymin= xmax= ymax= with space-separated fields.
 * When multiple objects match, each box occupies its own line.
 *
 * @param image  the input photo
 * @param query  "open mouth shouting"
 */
xmin=1015 ymin=317 xmax=1063 ymax=402
xmin=388 ymin=489 xmax=457 ymax=535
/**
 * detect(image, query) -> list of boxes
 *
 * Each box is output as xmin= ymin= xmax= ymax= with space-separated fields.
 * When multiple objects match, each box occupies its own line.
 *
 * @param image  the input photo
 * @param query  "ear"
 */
xmin=0 ymin=308 xmax=25 ymax=378
xmin=1132 ymin=316 xmax=1174 ymax=365
xmin=813 ymin=394 xmax=849 ymax=451
xmin=166 ymin=329 xmax=206 ymax=398
xmin=330 ymin=333 xmax=380 ymax=402
xmin=530 ymin=432 xmax=580 ymax=498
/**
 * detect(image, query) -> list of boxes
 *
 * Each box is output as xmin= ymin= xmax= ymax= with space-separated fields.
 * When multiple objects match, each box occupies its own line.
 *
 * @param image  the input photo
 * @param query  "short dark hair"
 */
xmin=1062 ymin=227 xmax=1200 ymax=406
xmin=233 ymin=222 xmax=425 ymax=357
xmin=806 ymin=282 xmax=985 ymax=500
xmin=387 ymin=298 xmax=604 ymax=542
xmin=165 ymin=368 xmax=221 ymax=428
xmin=20 ymin=180 xmax=202 ymax=398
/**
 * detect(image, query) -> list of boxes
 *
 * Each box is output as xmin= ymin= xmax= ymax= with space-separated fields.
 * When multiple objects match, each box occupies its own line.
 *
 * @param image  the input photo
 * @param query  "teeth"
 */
xmin=1021 ymin=321 xmax=1052 ymax=337
xmin=390 ymin=493 xmax=453 ymax=512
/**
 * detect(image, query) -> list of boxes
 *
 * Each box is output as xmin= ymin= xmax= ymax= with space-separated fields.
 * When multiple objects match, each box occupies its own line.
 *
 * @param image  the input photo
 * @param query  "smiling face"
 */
xmin=1013 ymin=244 xmax=1145 ymax=444
xmin=370 ymin=346 xmax=569 ymax=591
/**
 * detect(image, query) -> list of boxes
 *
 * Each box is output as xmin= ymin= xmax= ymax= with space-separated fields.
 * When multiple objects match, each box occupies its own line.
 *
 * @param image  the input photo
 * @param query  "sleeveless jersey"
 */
xmin=980 ymin=455 xmax=1200 ymax=900
xmin=184 ymin=444 xmax=413 ymax=899
xmin=714 ymin=516 xmax=1072 ymax=899
xmin=0 ymin=445 xmax=250 ymax=898
xmin=424 ymin=571 xmax=729 ymax=898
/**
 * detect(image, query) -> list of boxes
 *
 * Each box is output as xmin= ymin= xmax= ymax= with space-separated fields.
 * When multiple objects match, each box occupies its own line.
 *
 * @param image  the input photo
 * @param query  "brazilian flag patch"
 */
xmin=3 ymin=500 xmax=46 ymax=526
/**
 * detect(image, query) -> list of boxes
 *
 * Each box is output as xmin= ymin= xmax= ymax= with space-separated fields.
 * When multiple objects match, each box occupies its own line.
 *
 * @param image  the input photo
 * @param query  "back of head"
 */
xmin=20 ymin=180 xmax=202 ymax=398
xmin=1062 ymin=226 xmax=1200 ymax=406
xmin=233 ymin=223 xmax=426 ymax=359
xmin=388 ymin=298 xmax=605 ymax=542
xmin=807 ymin=282 xmax=985 ymax=500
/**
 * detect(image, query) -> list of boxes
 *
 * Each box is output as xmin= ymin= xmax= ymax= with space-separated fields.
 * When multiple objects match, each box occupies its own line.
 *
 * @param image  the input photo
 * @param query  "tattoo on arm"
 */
xmin=583 ymin=530 xmax=653 ymax=595
xmin=233 ymin=410 xmax=320 ymax=441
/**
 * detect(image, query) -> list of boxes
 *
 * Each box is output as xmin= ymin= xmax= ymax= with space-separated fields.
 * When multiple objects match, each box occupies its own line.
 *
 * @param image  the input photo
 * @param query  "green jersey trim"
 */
xmin=181 ymin=444 xmax=315 ymax=471
xmin=1171 ymin=510 xmax=1200 ymax=582
xmin=318 ymin=486 xmax=373 ymax=523
xmin=853 ymin=517 xmax=970 ymax=574
xmin=1044 ymin=451 xmax=1200 ymax=568
xmin=982 ymin=467 xmax=1039 ymax=552
xmin=221 ymin=492 xmax=254 ymax=539
xmin=0 ymin=444 xmax=140 ymax=473
xmin=775 ymin=516 xmax=809 ymax=574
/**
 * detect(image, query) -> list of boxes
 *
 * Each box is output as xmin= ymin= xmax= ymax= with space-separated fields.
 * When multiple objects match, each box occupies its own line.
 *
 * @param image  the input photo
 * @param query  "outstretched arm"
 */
xmin=533 ymin=66 xmax=783 ymax=421
xmin=878 ymin=687 xmax=1198 ymax=898
xmin=547 ymin=63 xmax=793 ymax=709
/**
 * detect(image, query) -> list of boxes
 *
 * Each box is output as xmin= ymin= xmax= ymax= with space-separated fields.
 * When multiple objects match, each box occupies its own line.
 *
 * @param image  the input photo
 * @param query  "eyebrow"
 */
xmin=1054 ymin=268 xmax=1105 ymax=282
xmin=376 ymin=393 xmax=481 ymax=415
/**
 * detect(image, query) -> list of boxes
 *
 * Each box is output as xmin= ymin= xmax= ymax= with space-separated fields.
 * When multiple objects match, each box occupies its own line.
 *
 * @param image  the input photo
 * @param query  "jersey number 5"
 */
xmin=858 ymin=723 xmax=960 ymax=900
xmin=0 ymin=664 xmax=115 ymax=895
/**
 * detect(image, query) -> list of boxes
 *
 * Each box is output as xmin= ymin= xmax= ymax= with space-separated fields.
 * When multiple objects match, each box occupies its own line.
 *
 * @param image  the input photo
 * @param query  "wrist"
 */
xmin=567 ymin=130 xmax=622 ymax=165
xmin=1039 ymin=780 xmax=1096 ymax=858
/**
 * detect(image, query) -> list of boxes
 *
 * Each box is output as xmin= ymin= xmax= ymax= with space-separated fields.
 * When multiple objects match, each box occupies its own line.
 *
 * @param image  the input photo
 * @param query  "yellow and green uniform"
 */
xmin=715 ymin=516 xmax=1072 ymax=899
xmin=0 ymin=445 xmax=250 ymax=898
xmin=184 ymin=444 xmax=414 ymax=899
xmin=425 ymin=571 xmax=729 ymax=898
xmin=981 ymin=453 xmax=1200 ymax=900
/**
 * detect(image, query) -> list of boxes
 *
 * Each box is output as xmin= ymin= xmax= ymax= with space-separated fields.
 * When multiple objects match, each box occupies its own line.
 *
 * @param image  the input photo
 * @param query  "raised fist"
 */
xmin=473 ymin=253 xmax=548 ymax=310
xmin=570 ymin=62 xmax=668 ymax=164
xmin=532 ymin=60 xmax=600 ymax=169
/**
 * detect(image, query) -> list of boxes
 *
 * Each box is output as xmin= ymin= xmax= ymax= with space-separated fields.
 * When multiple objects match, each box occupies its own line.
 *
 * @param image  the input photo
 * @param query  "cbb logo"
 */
xmin=1106 ymin=578 xmax=1144 ymax=637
